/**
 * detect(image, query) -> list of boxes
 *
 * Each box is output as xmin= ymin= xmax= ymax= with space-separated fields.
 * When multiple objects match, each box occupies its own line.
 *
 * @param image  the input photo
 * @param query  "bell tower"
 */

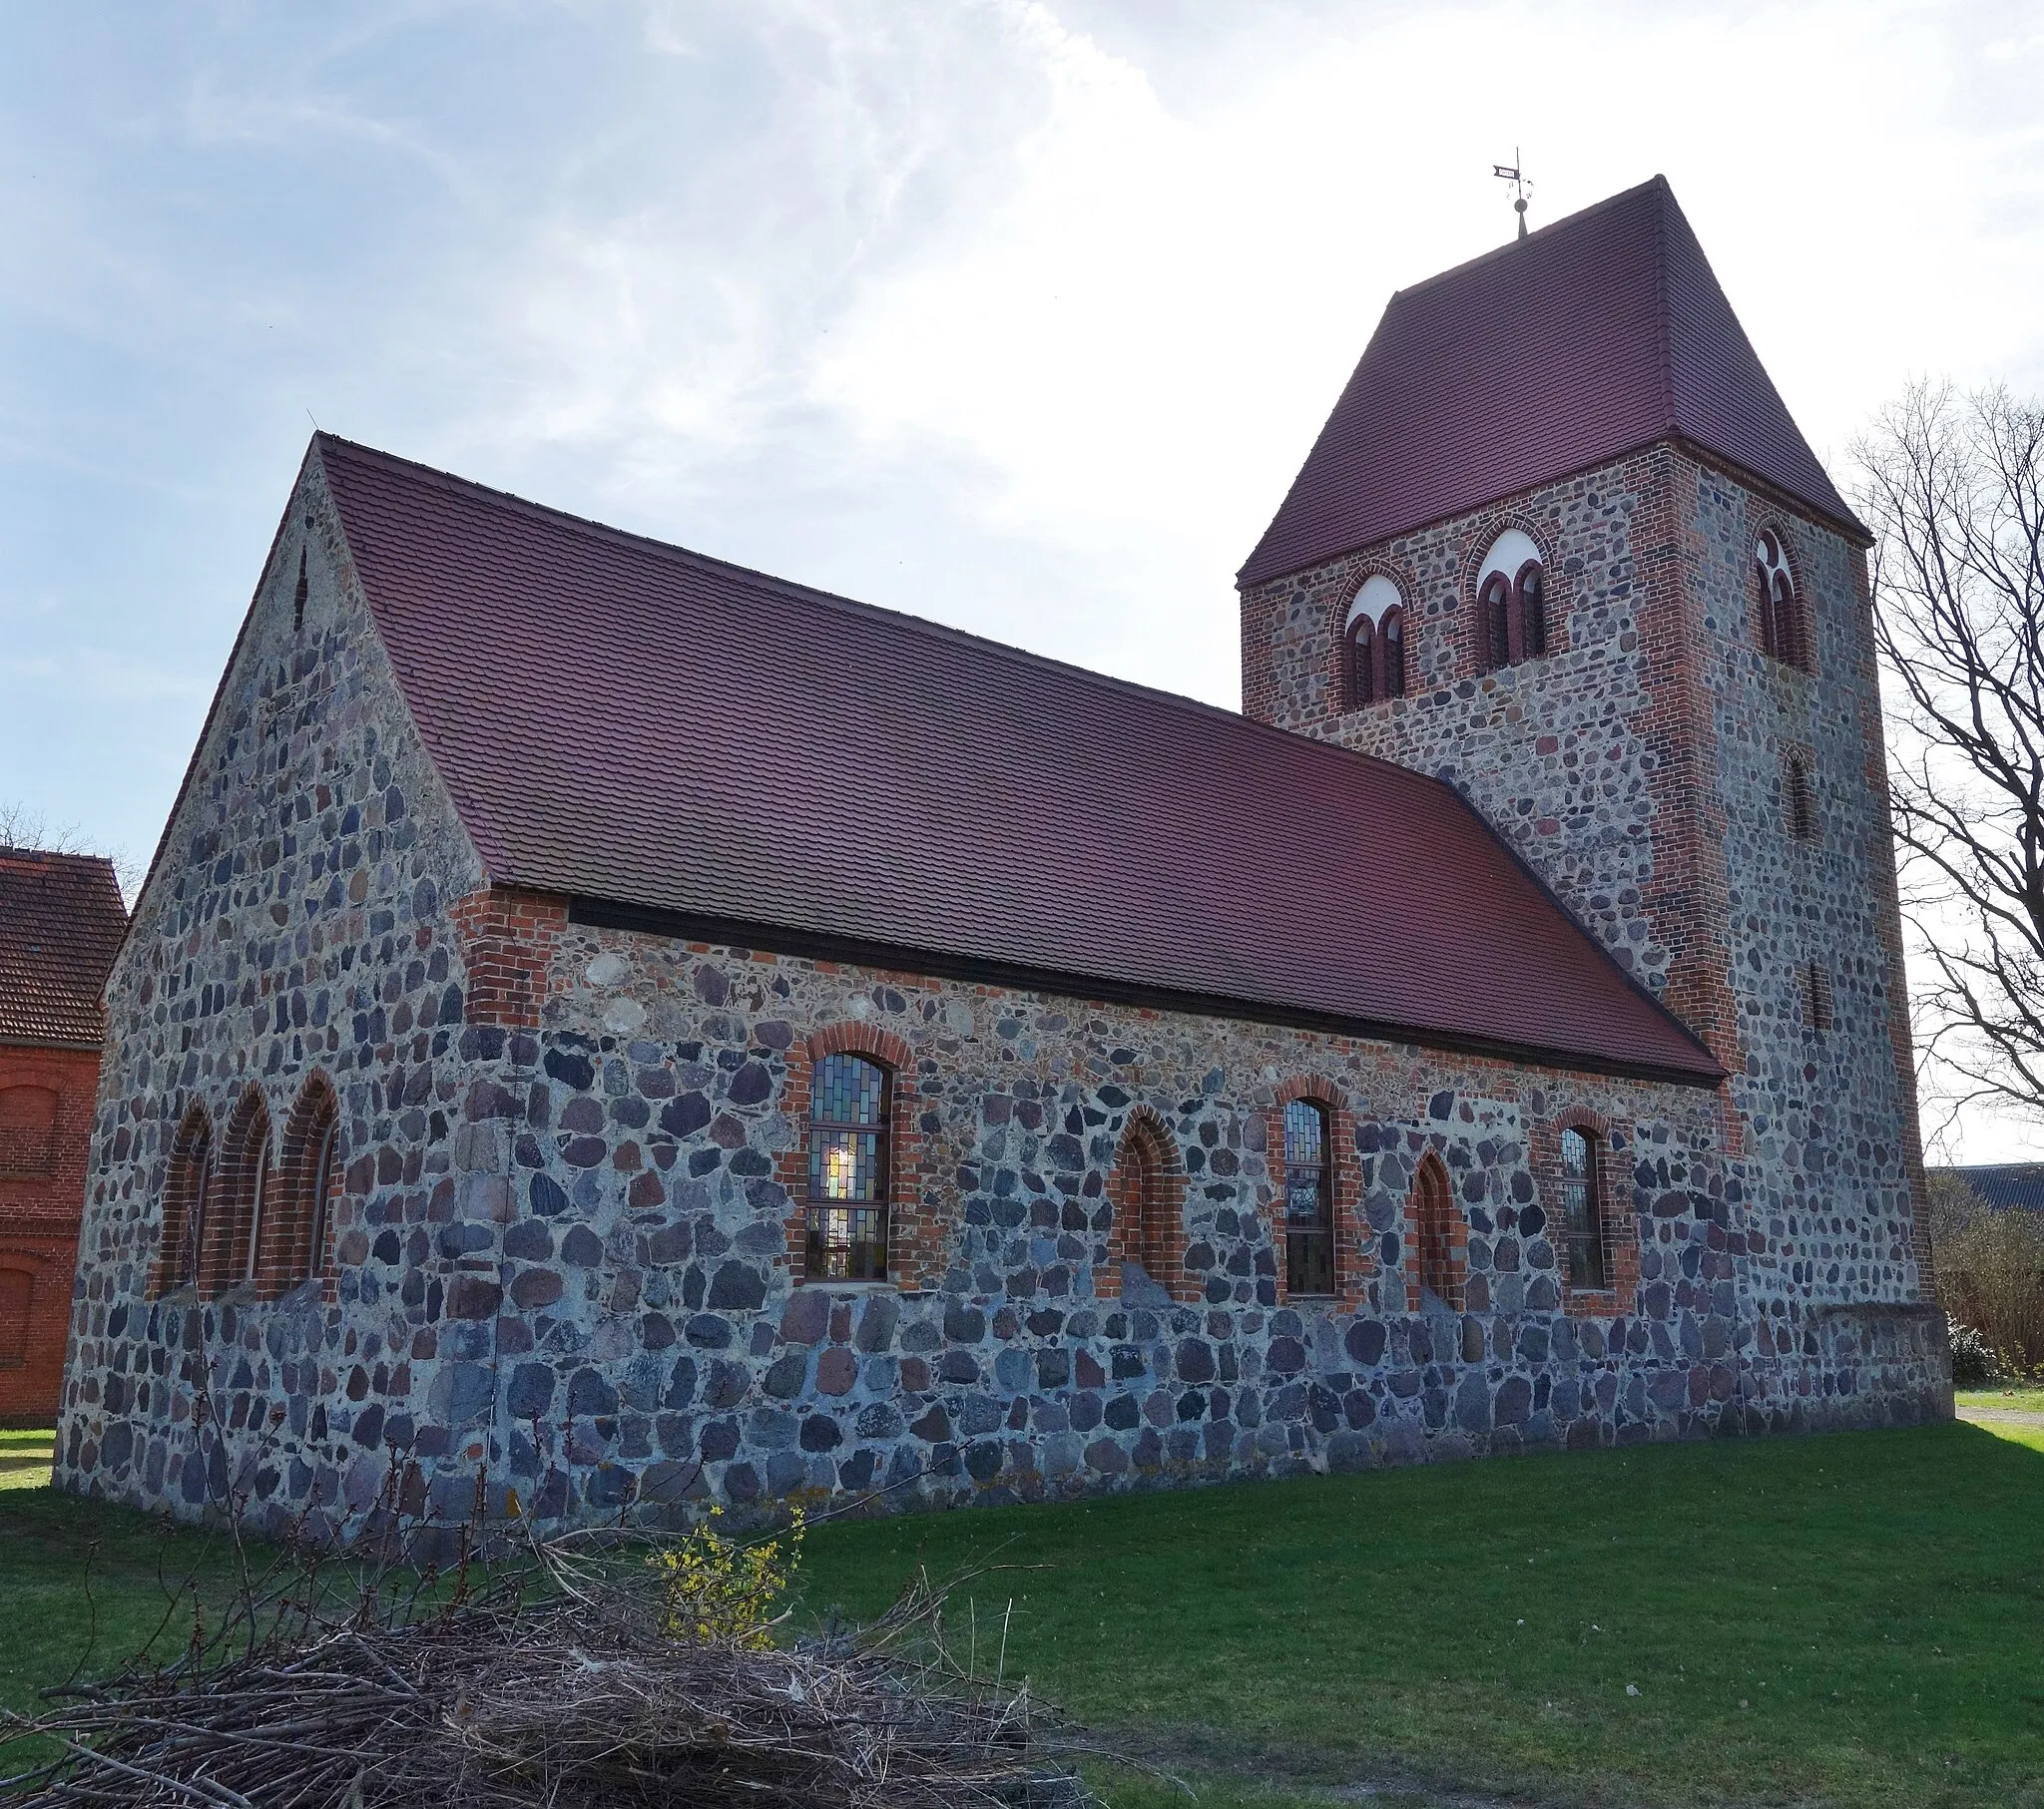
xmin=1239 ymin=176 xmax=1935 ymax=1307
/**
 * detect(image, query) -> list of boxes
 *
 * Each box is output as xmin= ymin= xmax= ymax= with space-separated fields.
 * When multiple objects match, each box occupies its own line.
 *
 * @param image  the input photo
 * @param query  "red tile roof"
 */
xmin=317 ymin=436 xmax=1721 ymax=1084
xmin=1240 ymin=176 xmax=1865 ymax=588
xmin=0 ymin=850 xmax=126 ymax=1048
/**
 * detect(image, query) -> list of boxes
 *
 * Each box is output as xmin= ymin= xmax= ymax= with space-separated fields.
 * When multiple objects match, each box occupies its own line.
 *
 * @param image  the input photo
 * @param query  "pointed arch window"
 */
xmin=1754 ymin=529 xmax=1803 ymax=669
xmin=1559 ymin=1127 xmax=1608 ymax=1290
xmin=1109 ymin=1114 xmax=1185 ymax=1301
xmin=1380 ymin=606 xmax=1406 ymax=697
xmin=159 ymin=1108 xmax=215 ymax=1295
xmin=270 ymin=1075 xmax=342 ymax=1291
xmin=220 ymin=1091 xmax=273 ymax=1291
xmin=1412 ymin=1153 xmax=1464 ymax=1309
xmin=1476 ymin=531 xmax=1547 ymax=671
xmin=1282 ymin=1100 xmax=1334 ymax=1296
xmin=807 ymin=1052 xmax=891 ymax=1281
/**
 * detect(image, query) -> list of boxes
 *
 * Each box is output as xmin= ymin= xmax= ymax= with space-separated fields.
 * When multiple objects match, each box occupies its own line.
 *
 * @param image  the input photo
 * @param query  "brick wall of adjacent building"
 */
xmin=0 ymin=1042 xmax=101 ymax=1426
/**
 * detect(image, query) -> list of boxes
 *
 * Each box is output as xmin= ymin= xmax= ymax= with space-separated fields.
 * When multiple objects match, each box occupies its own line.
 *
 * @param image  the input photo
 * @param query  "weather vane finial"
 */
xmin=1493 ymin=152 xmax=1532 ymax=239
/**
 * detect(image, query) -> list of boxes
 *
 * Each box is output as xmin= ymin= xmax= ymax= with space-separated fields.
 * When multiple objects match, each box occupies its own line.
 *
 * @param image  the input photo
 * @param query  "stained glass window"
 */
xmin=1559 ymin=1127 xmax=1607 ymax=1290
xmin=1283 ymin=1099 xmax=1333 ymax=1297
xmin=807 ymin=1053 xmax=889 ymax=1281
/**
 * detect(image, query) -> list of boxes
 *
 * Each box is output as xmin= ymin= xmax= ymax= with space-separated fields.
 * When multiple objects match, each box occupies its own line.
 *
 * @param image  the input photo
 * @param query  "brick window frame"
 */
xmin=1264 ymin=1078 xmax=1368 ymax=1307
xmin=1783 ymin=746 xmax=1818 ymax=841
xmin=1467 ymin=520 xmax=1561 ymax=675
xmin=1331 ymin=567 xmax=1415 ymax=712
xmin=1752 ymin=521 xmax=1812 ymax=674
xmin=777 ymin=1023 xmax=931 ymax=1290
xmin=1406 ymin=1148 xmax=1466 ymax=1311
xmin=211 ymin=1086 xmax=273 ymax=1297
xmin=1538 ymin=1108 xmax=1638 ymax=1317
xmin=262 ymin=1072 xmax=342 ymax=1299
xmin=153 ymin=1103 xmax=215 ymax=1298
xmin=1104 ymin=1106 xmax=1195 ymax=1304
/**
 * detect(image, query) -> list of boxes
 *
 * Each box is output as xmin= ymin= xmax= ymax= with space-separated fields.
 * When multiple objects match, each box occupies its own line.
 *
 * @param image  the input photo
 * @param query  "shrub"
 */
xmin=1931 ymin=1178 xmax=2044 ymax=1379
xmin=650 ymin=1502 xmax=804 ymax=1647
xmin=1949 ymin=1318 xmax=1995 ymax=1387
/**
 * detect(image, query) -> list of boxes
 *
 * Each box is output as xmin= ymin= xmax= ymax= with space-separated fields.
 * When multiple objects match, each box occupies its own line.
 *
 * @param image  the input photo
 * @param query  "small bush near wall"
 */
xmin=1929 ymin=1170 xmax=2044 ymax=1378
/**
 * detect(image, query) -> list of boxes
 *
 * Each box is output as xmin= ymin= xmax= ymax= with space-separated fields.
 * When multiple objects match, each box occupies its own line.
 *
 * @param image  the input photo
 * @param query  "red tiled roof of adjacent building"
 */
xmin=316 ymin=435 xmax=1722 ymax=1084
xmin=1239 ymin=176 xmax=1866 ymax=588
xmin=0 ymin=850 xmax=127 ymax=1048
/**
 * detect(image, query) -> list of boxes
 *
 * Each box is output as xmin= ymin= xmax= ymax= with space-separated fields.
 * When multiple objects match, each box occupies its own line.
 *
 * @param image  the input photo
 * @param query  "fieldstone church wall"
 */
xmin=52 ymin=447 xmax=1947 ymax=1542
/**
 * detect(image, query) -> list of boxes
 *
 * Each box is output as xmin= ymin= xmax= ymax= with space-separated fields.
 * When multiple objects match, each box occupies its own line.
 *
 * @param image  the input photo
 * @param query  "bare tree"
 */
xmin=1856 ymin=383 xmax=2044 ymax=1136
xmin=0 ymin=800 xmax=139 ymax=900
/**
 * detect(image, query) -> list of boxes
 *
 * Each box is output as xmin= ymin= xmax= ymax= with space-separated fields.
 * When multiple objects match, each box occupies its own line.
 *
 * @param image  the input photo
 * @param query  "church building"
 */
xmin=57 ymin=178 xmax=1948 ymax=1532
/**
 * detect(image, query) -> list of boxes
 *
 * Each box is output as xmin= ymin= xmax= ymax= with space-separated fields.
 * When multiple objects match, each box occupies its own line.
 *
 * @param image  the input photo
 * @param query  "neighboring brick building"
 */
xmin=57 ymin=178 xmax=1947 ymax=1536
xmin=0 ymin=850 xmax=126 ymax=1427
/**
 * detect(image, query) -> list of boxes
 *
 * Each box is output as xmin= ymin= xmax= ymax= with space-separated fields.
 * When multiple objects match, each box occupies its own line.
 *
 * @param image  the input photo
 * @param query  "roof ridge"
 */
xmin=1386 ymin=174 xmax=1669 ymax=306
xmin=313 ymin=434 xmax=1457 ymax=798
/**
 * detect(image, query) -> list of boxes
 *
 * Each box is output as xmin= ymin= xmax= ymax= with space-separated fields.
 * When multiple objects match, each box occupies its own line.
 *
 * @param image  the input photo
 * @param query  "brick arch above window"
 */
xmin=266 ymin=1072 xmax=342 ymax=1298
xmin=1104 ymin=1105 xmax=1194 ymax=1305
xmin=1326 ymin=563 xmax=1417 ymax=713
xmin=213 ymin=1085 xmax=274 ymax=1298
xmin=806 ymin=1022 xmax=915 ymax=1073
xmin=780 ymin=1022 xmax=930 ymax=1290
xmin=1542 ymin=1107 xmax=1637 ymax=1316
xmin=1752 ymin=518 xmax=1811 ymax=673
xmin=1265 ymin=1078 xmax=1369 ymax=1307
xmin=1407 ymin=1148 xmax=1466 ymax=1313
xmin=154 ymin=1102 xmax=215 ymax=1298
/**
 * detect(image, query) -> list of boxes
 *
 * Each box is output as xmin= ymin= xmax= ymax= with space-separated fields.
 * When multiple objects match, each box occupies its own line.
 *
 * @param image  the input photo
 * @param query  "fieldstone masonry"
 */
xmin=55 ymin=431 xmax=1947 ymax=1539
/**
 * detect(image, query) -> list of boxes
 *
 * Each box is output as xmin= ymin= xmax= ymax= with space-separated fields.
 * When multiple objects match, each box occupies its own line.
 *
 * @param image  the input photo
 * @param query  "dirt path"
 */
xmin=1956 ymin=1405 xmax=2044 ymax=1428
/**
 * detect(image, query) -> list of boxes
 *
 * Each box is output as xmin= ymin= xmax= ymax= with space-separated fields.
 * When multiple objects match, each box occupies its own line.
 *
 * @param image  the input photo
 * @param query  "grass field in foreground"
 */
xmin=0 ymin=1427 xmax=55 ymax=1492
xmin=797 ymin=1420 xmax=2044 ymax=1809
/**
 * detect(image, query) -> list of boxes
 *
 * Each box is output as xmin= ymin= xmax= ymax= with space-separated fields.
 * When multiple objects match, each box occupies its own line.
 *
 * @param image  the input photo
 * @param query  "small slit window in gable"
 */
xmin=1801 ymin=960 xmax=1834 ymax=1037
xmin=292 ymin=547 xmax=308 ymax=636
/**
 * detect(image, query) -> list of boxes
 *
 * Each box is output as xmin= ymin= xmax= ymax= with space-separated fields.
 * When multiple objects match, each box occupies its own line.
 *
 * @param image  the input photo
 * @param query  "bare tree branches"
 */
xmin=1856 ymin=382 xmax=2044 ymax=1139
xmin=0 ymin=801 xmax=141 ymax=902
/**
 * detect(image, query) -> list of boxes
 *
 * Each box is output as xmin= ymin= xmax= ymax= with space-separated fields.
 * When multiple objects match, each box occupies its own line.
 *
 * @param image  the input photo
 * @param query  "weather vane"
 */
xmin=1493 ymin=153 xmax=1532 ymax=239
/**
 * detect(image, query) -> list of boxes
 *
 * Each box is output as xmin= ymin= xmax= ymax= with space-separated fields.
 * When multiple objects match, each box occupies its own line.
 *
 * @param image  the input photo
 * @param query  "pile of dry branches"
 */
xmin=0 ymin=1495 xmax=1098 ymax=1808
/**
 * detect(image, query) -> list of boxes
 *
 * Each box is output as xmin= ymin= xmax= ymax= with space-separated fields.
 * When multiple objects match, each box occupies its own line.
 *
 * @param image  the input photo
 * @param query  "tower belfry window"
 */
xmin=1342 ymin=575 xmax=1405 ymax=709
xmin=1476 ymin=531 xmax=1548 ymax=671
xmin=1754 ymin=529 xmax=1803 ymax=669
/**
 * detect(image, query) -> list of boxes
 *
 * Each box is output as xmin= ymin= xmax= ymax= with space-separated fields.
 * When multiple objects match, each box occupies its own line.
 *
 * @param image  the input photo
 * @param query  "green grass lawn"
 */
xmin=0 ymin=1427 xmax=55 ymax=1492
xmin=1958 ymin=1386 xmax=2044 ymax=1416
xmin=3 ymin=1421 xmax=2040 ymax=1809
xmin=797 ymin=1420 xmax=2044 ymax=1809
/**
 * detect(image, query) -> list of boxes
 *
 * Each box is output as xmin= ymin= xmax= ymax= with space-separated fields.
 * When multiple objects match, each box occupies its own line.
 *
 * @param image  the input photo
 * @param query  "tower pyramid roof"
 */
xmin=1239 ymin=176 xmax=1864 ymax=587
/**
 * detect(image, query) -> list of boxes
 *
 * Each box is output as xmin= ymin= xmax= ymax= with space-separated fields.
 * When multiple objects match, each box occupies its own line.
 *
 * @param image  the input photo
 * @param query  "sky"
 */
xmin=3 ymin=0 xmax=2041 ymax=1159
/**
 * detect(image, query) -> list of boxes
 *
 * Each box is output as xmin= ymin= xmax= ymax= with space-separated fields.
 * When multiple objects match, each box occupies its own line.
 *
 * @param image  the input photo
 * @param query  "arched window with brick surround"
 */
xmin=1558 ymin=1125 xmax=1608 ymax=1290
xmin=1476 ymin=530 xmax=1548 ymax=671
xmin=157 ymin=1104 xmax=215 ymax=1295
xmin=1282 ymin=1099 xmax=1334 ymax=1296
xmin=1411 ymin=1151 xmax=1464 ymax=1309
xmin=1754 ymin=527 xmax=1804 ymax=669
xmin=1342 ymin=574 xmax=1407 ymax=709
xmin=806 ymin=1051 xmax=892 ymax=1281
xmin=217 ymin=1088 xmax=274 ymax=1293
xmin=1108 ymin=1110 xmax=1186 ymax=1302
xmin=265 ymin=1074 xmax=341 ymax=1293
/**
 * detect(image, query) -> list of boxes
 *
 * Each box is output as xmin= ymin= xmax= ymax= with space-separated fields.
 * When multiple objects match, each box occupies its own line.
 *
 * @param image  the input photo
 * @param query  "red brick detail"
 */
xmin=776 ymin=1024 xmax=931 ymax=1290
xmin=448 ymin=888 xmax=568 ymax=1031
xmin=1750 ymin=517 xmax=1813 ymax=675
xmin=1326 ymin=564 xmax=1416 ymax=715
xmin=1266 ymin=1077 xmax=1369 ymax=1307
xmin=1542 ymin=1107 xmax=1640 ymax=1318
xmin=258 ymin=1073 xmax=341 ymax=1298
xmin=152 ymin=1102 xmax=214 ymax=1299
xmin=1104 ymin=1107 xmax=1194 ymax=1304
xmin=1849 ymin=541 xmax=1937 ymax=1301
xmin=1406 ymin=1150 xmax=1467 ymax=1311
xmin=206 ymin=1085 xmax=271 ymax=1298
xmin=0 ymin=1042 xmax=98 ymax=1426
